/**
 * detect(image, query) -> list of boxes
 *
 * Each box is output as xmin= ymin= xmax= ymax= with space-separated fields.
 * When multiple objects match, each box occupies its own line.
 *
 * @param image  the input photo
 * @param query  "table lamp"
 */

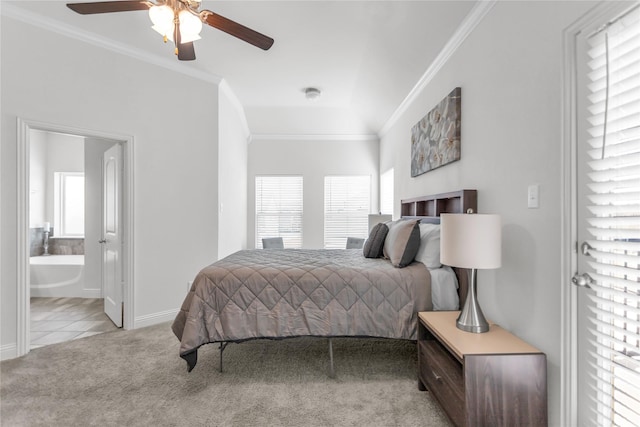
xmin=440 ymin=212 xmax=502 ymax=333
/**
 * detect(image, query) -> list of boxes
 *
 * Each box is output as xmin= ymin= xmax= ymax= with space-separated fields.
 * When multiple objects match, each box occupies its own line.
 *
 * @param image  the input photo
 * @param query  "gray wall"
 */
xmin=379 ymin=2 xmax=598 ymax=425
xmin=218 ymin=84 xmax=249 ymax=259
xmin=248 ymin=138 xmax=380 ymax=249
xmin=2 ymin=15 xmax=220 ymax=351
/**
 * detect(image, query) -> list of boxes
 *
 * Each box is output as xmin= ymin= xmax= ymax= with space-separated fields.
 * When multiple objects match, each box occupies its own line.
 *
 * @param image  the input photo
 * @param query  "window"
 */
xmin=380 ymin=168 xmax=394 ymax=215
xmin=324 ymin=176 xmax=371 ymax=249
xmin=54 ymin=172 xmax=84 ymax=237
xmin=584 ymin=6 xmax=640 ymax=425
xmin=255 ymin=176 xmax=303 ymax=248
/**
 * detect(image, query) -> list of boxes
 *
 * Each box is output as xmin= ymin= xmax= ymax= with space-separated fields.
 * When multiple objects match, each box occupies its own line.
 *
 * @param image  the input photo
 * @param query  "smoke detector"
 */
xmin=304 ymin=87 xmax=321 ymax=101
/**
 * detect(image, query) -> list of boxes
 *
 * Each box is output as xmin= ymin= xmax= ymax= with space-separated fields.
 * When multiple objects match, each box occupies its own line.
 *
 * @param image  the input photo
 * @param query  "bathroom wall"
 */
xmin=29 ymin=130 xmax=85 ymax=256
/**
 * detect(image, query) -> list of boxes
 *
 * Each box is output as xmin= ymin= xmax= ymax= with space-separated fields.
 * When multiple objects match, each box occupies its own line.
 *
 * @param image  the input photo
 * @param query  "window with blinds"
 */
xmin=585 ymin=5 xmax=640 ymax=426
xmin=54 ymin=172 xmax=85 ymax=237
xmin=380 ymin=168 xmax=394 ymax=215
xmin=255 ymin=176 xmax=303 ymax=249
xmin=324 ymin=176 xmax=370 ymax=249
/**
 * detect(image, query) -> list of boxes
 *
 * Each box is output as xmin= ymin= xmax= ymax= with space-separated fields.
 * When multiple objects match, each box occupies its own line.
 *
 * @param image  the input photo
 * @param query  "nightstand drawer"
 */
xmin=423 ymin=340 xmax=463 ymax=391
xmin=420 ymin=340 xmax=464 ymax=426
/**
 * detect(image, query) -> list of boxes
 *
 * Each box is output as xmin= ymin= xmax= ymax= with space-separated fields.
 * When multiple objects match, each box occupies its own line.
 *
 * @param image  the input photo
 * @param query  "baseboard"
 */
xmin=1 ymin=343 xmax=18 ymax=361
xmin=134 ymin=308 xmax=179 ymax=329
xmin=29 ymin=289 xmax=101 ymax=298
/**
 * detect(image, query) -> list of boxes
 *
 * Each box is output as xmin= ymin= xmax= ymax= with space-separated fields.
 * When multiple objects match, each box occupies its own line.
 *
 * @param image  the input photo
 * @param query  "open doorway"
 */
xmin=29 ymin=130 xmax=118 ymax=348
xmin=16 ymin=119 xmax=134 ymax=356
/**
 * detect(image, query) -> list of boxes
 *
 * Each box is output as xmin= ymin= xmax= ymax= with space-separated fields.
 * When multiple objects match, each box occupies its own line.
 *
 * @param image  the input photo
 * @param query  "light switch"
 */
xmin=528 ymin=184 xmax=539 ymax=208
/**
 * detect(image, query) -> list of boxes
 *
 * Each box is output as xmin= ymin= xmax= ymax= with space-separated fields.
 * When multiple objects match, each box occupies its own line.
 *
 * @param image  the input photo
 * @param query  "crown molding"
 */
xmin=1 ymin=3 xmax=222 ymax=85
xmin=378 ymin=0 xmax=496 ymax=138
xmin=249 ymin=133 xmax=380 ymax=143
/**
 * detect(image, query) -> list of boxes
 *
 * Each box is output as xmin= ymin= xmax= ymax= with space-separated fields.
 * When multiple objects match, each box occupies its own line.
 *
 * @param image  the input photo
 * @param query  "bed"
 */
xmin=172 ymin=189 xmax=477 ymax=372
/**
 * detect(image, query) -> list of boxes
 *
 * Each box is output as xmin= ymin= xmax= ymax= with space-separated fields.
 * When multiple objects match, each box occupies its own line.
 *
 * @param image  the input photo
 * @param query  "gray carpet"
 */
xmin=1 ymin=322 xmax=452 ymax=426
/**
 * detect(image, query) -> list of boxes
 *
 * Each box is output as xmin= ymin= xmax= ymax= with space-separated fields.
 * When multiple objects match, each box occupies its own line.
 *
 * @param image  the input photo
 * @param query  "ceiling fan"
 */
xmin=66 ymin=0 xmax=274 ymax=61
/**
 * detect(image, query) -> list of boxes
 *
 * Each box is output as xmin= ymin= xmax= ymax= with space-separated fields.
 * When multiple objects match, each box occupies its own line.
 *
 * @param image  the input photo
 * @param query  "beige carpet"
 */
xmin=1 ymin=322 xmax=452 ymax=426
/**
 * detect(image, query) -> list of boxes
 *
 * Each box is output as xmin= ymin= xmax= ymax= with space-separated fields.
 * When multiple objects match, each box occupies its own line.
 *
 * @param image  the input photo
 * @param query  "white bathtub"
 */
xmin=30 ymin=255 xmax=98 ymax=298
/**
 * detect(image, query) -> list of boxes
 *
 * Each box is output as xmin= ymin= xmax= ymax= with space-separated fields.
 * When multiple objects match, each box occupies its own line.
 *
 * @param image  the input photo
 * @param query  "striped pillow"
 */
xmin=383 ymin=219 xmax=421 ymax=268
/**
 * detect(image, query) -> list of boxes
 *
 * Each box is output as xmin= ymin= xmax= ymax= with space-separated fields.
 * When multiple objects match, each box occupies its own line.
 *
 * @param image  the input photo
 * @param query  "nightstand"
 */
xmin=418 ymin=311 xmax=547 ymax=427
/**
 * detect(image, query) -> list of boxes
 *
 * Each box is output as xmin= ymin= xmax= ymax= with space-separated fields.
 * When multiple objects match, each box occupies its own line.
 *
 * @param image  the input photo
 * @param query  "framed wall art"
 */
xmin=411 ymin=87 xmax=461 ymax=177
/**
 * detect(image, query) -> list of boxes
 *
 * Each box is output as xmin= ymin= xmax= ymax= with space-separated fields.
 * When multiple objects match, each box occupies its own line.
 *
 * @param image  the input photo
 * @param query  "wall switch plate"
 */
xmin=528 ymin=184 xmax=539 ymax=208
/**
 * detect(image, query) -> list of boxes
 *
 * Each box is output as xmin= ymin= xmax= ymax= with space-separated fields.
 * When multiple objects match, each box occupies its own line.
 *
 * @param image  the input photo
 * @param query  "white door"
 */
xmin=573 ymin=4 xmax=640 ymax=426
xmin=102 ymin=143 xmax=123 ymax=327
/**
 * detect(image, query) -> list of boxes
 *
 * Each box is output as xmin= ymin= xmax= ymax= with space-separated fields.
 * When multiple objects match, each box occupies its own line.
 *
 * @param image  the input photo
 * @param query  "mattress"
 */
xmin=172 ymin=248 xmax=442 ymax=371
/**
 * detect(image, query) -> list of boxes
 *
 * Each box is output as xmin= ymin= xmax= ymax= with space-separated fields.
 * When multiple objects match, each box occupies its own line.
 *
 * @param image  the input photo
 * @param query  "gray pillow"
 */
xmin=363 ymin=223 xmax=389 ymax=258
xmin=383 ymin=219 xmax=421 ymax=267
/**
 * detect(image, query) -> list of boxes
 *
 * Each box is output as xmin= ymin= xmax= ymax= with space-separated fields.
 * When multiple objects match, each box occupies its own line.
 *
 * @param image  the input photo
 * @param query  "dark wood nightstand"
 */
xmin=418 ymin=311 xmax=548 ymax=427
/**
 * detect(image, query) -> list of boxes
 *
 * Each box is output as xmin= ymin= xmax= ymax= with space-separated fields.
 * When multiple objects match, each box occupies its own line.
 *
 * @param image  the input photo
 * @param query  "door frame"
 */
xmin=16 ymin=118 xmax=135 ymax=357
xmin=560 ymin=2 xmax=634 ymax=426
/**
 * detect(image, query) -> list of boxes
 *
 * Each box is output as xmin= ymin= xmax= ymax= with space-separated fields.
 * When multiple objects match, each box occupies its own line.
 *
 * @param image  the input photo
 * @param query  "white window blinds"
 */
xmin=324 ymin=176 xmax=370 ymax=249
xmin=54 ymin=172 xmax=85 ymax=237
xmin=585 ymin=5 xmax=640 ymax=426
xmin=255 ymin=176 xmax=303 ymax=249
xmin=380 ymin=168 xmax=394 ymax=215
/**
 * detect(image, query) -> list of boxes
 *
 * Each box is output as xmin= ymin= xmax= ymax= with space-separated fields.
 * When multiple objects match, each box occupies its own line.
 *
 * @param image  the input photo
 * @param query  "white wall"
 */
xmin=44 ymin=132 xmax=85 ymax=234
xmin=248 ymin=138 xmax=379 ymax=249
xmin=379 ymin=2 xmax=597 ymax=425
xmin=1 ymin=16 xmax=220 ymax=351
xmin=29 ymin=130 xmax=85 ymax=229
xmin=217 ymin=83 xmax=249 ymax=259
xmin=29 ymin=131 xmax=47 ymax=228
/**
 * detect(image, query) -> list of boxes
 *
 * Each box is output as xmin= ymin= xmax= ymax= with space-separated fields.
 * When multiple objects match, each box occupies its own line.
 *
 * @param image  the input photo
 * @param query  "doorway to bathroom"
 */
xmin=16 ymin=119 xmax=134 ymax=356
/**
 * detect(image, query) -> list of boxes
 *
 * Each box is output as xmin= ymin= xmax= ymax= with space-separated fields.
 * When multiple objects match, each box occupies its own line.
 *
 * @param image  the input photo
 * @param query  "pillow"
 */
xmin=362 ymin=222 xmax=389 ymax=258
xmin=414 ymin=223 xmax=441 ymax=269
xmin=383 ymin=219 xmax=421 ymax=267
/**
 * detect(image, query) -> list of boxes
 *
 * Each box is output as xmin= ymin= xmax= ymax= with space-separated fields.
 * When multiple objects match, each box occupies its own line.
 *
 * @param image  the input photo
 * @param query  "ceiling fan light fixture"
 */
xmin=179 ymin=10 xmax=203 ymax=43
xmin=149 ymin=5 xmax=175 ymax=39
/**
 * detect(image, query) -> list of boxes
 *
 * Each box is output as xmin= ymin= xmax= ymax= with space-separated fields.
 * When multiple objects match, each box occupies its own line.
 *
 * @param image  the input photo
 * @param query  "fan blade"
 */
xmin=67 ymin=1 xmax=151 ymax=15
xmin=203 ymin=11 xmax=274 ymax=50
xmin=177 ymin=42 xmax=196 ymax=61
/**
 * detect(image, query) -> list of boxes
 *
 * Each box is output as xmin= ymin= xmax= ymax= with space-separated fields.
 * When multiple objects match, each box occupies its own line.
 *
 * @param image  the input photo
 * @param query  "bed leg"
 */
xmin=328 ymin=338 xmax=335 ymax=379
xmin=219 ymin=342 xmax=228 ymax=373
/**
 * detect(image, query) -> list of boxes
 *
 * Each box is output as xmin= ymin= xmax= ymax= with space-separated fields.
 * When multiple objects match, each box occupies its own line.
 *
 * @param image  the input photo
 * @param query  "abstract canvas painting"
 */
xmin=411 ymin=87 xmax=461 ymax=177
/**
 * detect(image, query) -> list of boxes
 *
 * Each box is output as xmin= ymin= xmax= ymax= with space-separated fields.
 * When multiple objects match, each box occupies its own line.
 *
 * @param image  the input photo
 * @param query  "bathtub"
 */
xmin=30 ymin=255 xmax=99 ymax=298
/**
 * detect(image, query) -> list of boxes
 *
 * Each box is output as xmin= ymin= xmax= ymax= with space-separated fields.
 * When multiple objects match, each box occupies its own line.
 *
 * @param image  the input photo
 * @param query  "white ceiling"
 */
xmin=4 ymin=0 xmax=477 ymax=137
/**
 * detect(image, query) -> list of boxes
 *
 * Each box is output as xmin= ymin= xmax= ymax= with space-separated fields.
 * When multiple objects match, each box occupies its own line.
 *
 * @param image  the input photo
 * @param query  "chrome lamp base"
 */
xmin=456 ymin=268 xmax=489 ymax=333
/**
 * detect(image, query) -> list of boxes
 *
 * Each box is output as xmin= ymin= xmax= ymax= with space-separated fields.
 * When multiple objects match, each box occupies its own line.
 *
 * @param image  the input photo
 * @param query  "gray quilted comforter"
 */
xmin=172 ymin=249 xmax=432 ymax=371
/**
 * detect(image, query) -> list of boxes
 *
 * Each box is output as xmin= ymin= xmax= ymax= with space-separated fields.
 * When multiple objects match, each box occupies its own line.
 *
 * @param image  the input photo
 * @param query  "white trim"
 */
xmin=250 ymin=134 xmax=379 ymax=143
xmin=1 ymin=344 xmax=17 ymax=361
xmin=16 ymin=118 xmax=136 ymax=358
xmin=378 ymin=0 xmax=496 ymax=138
xmin=1 ymin=3 xmax=221 ymax=85
xmin=219 ymin=79 xmax=251 ymax=143
xmin=0 ymin=0 xmax=3 ymax=363
xmin=559 ymin=3 xmax=636 ymax=426
xmin=134 ymin=308 xmax=179 ymax=329
xmin=16 ymin=119 xmax=30 ymax=357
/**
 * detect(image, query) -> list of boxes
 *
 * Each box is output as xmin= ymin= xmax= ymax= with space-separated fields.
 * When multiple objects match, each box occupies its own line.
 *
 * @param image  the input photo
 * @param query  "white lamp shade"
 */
xmin=149 ymin=5 xmax=175 ymax=39
xmin=179 ymin=10 xmax=203 ymax=43
xmin=440 ymin=213 xmax=501 ymax=269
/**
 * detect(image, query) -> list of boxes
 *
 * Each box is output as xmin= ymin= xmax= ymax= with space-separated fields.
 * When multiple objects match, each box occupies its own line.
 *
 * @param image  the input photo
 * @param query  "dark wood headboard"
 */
xmin=400 ymin=189 xmax=477 ymax=309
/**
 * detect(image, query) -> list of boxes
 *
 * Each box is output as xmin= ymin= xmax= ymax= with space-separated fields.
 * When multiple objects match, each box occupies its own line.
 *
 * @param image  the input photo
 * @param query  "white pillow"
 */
xmin=414 ymin=223 xmax=441 ymax=269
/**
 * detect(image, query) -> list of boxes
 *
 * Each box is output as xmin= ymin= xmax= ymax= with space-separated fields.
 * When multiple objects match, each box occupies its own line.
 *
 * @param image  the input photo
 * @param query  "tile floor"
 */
xmin=30 ymin=297 xmax=120 ymax=349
